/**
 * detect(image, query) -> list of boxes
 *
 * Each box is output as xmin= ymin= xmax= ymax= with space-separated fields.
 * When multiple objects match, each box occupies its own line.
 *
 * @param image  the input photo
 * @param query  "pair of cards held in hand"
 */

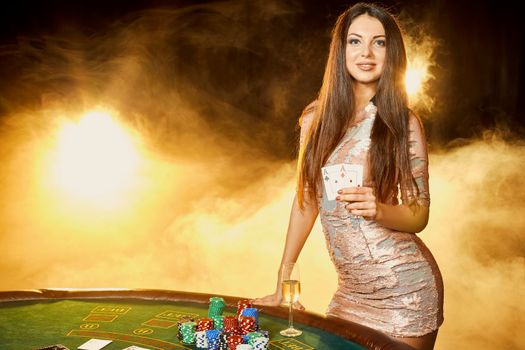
xmin=322 ymin=163 xmax=363 ymax=200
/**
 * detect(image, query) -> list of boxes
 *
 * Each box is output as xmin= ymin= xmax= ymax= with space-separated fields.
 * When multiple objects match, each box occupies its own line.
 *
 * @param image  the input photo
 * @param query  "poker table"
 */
xmin=0 ymin=289 xmax=411 ymax=350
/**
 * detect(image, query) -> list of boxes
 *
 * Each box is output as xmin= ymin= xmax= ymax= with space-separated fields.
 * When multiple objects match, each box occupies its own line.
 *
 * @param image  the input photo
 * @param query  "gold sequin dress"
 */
xmin=300 ymin=101 xmax=444 ymax=337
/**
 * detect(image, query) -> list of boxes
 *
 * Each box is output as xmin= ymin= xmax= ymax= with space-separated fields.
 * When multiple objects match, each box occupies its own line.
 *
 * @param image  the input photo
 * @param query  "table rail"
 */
xmin=0 ymin=288 xmax=414 ymax=350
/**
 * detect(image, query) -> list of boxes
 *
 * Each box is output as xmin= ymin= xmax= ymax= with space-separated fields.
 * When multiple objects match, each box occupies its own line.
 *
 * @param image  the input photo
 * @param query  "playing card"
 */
xmin=77 ymin=339 xmax=112 ymax=350
xmin=321 ymin=163 xmax=363 ymax=200
xmin=122 ymin=347 xmax=151 ymax=350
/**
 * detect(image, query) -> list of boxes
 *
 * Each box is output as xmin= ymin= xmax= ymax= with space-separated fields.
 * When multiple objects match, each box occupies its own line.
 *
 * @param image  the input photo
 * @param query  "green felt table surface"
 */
xmin=0 ymin=298 xmax=366 ymax=350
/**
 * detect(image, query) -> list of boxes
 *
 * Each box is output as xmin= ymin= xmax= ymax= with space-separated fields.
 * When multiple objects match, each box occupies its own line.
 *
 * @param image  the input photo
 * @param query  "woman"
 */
xmin=254 ymin=3 xmax=444 ymax=350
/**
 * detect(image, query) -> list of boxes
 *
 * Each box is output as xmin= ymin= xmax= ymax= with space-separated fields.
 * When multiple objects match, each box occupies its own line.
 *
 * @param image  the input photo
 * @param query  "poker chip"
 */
xmin=175 ymin=296 xmax=270 ymax=349
xmin=176 ymin=316 xmax=196 ymax=340
xmin=209 ymin=297 xmax=226 ymax=317
xmin=208 ymin=339 xmax=220 ymax=350
xmin=218 ymin=332 xmax=231 ymax=350
xmin=246 ymin=331 xmax=263 ymax=344
xmin=236 ymin=299 xmax=252 ymax=320
xmin=195 ymin=330 xmax=208 ymax=349
xmin=197 ymin=317 xmax=215 ymax=332
xmin=251 ymin=337 xmax=269 ymax=350
xmin=239 ymin=315 xmax=256 ymax=335
xmin=179 ymin=321 xmax=196 ymax=344
xmin=212 ymin=315 xmax=225 ymax=330
xmin=235 ymin=345 xmax=254 ymax=350
xmin=227 ymin=334 xmax=244 ymax=350
xmin=206 ymin=329 xmax=221 ymax=350
xmin=209 ymin=296 xmax=226 ymax=306
xmin=240 ymin=308 xmax=259 ymax=329
xmin=206 ymin=329 xmax=221 ymax=340
xmin=223 ymin=315 xmax=239 ymax=334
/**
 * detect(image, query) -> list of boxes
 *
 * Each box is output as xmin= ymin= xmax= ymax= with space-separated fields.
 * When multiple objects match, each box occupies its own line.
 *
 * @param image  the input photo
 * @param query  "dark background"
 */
xmin=0 ymin=0 xmax=523 ymax=157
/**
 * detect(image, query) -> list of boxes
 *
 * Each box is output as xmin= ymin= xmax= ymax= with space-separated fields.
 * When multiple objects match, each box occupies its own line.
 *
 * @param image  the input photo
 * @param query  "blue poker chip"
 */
xmin=206 ymin=329 xmax=221 ymax=339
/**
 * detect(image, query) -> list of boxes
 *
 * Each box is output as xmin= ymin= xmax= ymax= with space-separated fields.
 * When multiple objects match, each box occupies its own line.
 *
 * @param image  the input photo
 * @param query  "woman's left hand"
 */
xmin=336 ymin=186 xmax=378 ymax=220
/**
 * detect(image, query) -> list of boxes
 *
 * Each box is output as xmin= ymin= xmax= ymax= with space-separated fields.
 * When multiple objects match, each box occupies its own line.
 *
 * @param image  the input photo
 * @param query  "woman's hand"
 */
xmin=252 ymin=292 xmax=282 ymax=307
xmin=336 ymin=186 xmax=378 ymax=220
xmin=252 ymin=292 xmax=305 ymax=310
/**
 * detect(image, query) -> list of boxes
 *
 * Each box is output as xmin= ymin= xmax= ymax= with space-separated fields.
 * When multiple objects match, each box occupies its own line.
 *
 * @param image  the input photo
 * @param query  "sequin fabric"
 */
xmin=299 ymin=101 xmax=444 ymax=337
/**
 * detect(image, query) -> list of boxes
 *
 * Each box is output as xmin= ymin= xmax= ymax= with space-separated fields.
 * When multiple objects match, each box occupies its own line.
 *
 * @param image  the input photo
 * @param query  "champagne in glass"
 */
xmin=282 ymin=279 xmax=301 ymax=304
xmin=280 ymin=262 xmax=302 ymax=337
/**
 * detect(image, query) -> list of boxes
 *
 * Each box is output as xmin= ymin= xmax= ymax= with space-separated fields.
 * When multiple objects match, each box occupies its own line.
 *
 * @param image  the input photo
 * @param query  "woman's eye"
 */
xmin=348 ymin=38 xmax=360 ymax=45
xmin=374 ymin=39 xmax=386 ymax=47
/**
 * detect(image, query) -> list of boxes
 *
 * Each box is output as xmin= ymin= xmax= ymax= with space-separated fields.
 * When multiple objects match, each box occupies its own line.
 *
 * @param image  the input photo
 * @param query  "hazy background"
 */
xmin=0 ymin=0 xmax=523 ymax=349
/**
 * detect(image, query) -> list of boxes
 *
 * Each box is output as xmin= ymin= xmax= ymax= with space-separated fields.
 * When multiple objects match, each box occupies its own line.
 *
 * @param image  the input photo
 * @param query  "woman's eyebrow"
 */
xmin=347 ymin=33 xmax=386 ymax=39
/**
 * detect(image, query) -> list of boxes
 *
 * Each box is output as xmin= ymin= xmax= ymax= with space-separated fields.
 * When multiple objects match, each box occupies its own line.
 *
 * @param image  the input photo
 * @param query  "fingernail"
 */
xmin=337 ymin=190 xmax=342 ymax=194
xmin=336 ymin=196 xmax=340 ymax=200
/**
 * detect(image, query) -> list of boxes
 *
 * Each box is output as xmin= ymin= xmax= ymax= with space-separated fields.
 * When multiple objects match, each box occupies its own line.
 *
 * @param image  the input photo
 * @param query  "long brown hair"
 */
xmin=297 ymin=3 xmax=414 ymax=209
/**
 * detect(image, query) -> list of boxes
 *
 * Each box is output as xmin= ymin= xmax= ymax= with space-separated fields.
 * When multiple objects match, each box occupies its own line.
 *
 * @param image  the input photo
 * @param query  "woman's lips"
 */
xmin=356 ymin=63 xmax=375 ymax=71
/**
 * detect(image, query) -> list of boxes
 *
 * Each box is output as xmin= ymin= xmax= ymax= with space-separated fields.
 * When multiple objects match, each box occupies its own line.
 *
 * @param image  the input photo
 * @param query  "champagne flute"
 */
xmin=280 ymin=262 xmax=302 ymax=337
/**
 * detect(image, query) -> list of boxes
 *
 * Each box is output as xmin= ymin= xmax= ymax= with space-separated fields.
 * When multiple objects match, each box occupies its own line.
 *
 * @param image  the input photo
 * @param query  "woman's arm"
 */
xmin=376 ymin=201 xmax=428 ymax=233
xmin=280 ymin=194 xmax=319 ymax=265
xmin=337 ymin=187 xmax=428 ymax=233
xmin=254 ymin=104 xmax=319 ymax=306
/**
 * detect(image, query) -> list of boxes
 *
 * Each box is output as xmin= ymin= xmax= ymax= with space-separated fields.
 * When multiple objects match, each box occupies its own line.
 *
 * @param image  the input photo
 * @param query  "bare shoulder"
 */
xmin=299 ymin=100 xmax=318 ymax=128
xmin=408 ymin=109 xmax=425 ymax=133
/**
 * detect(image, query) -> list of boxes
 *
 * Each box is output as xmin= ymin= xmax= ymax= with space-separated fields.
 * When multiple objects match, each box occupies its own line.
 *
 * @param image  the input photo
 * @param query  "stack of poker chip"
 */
xmin=236 ymin=345 xmax=254 ymax=350
xmin=223 ymin=316 xmax=239 ymax=335
xmin=176 ymin=316 xmax=196 ymax=341
xmin=206 ymin=329 xmax=221 ymax=350
xmin=178 ymin=296 xmax=270 ymax=350
xmin=239 ymin=316 xmax=256 ymax=335
xmin=246 ymin=332 xmax=263 ymax=343
xmin=240 ymin=308 xmax=259 ymax=329
xmin=227 ymin=334 xmax=244 ymax=350
xmin=195 ymin=330 xmax=209 ymax=349
xmin=251 ymin=337 xmax=269 ymax=350
xmin=211 ymin=315 xmax=224 ymax=330
xmin=209 ymin=297 xmax=226 ymax=317
xmin=218 ymin=332 xmax=229 ymax=350
xmin=236 ymin=299 xmax=252 ymax=320
xmin=179 ymin=321 xmax=197 ymax=344
xmin=197 ymin=317 xmax=215 ymax=332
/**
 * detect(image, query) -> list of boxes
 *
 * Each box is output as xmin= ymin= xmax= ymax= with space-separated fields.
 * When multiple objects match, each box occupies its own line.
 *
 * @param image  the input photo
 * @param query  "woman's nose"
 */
xmin=361 ymin=44 xmax=372 ymax=58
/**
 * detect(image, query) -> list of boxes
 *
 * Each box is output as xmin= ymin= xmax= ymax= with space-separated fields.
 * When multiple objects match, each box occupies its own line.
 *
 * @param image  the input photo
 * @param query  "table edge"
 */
xmin=0 ymin=288 xmax=413 ymax=350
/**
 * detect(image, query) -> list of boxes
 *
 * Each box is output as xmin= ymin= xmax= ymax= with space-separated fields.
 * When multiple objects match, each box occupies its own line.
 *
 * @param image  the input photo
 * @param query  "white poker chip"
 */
xmin=236 ymin=345 xmax=254 ymax=350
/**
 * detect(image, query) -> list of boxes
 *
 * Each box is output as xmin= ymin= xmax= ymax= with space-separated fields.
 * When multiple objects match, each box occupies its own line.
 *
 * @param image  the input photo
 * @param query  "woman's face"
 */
xmin=345 ymin=14 xmax=386 ymax=86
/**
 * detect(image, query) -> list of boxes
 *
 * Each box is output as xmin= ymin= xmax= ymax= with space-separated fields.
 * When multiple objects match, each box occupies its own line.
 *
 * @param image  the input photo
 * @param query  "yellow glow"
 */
xmin=404 ymin=31 xmax=437 ymax=110
xmin=51 ymin=110 xmax=141 ymax=206
xmin=405 ymin=65 xmax=426 ymax=97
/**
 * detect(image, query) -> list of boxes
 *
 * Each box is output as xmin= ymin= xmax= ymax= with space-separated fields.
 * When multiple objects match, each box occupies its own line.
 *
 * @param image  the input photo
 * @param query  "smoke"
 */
xmin=0 ymin=1 xmax=524 ymax=349
xmin=426 ymin=135 xmax=525 ymax=349
xmin=0 ymin=0 xmax=322 ymax=306
xmin=0 ymin=0 xmax=307 ymax=284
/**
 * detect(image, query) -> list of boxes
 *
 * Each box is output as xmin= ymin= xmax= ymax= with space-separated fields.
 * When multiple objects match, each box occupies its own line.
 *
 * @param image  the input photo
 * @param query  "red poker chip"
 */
xmin=196 ymin=317 xmax=215 ymax=331
xmin=227 ymin=334 xmax=244 ymax=350
xmin=236 ymin=299 xmax=252 ymax=319
xmin=239 ymin=316 xmax=256 ymax=334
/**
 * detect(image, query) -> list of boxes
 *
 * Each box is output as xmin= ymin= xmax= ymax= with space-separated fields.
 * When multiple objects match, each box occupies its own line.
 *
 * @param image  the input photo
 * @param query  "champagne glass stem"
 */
xmin=288 ymin=300 xmax=294 ymax=330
